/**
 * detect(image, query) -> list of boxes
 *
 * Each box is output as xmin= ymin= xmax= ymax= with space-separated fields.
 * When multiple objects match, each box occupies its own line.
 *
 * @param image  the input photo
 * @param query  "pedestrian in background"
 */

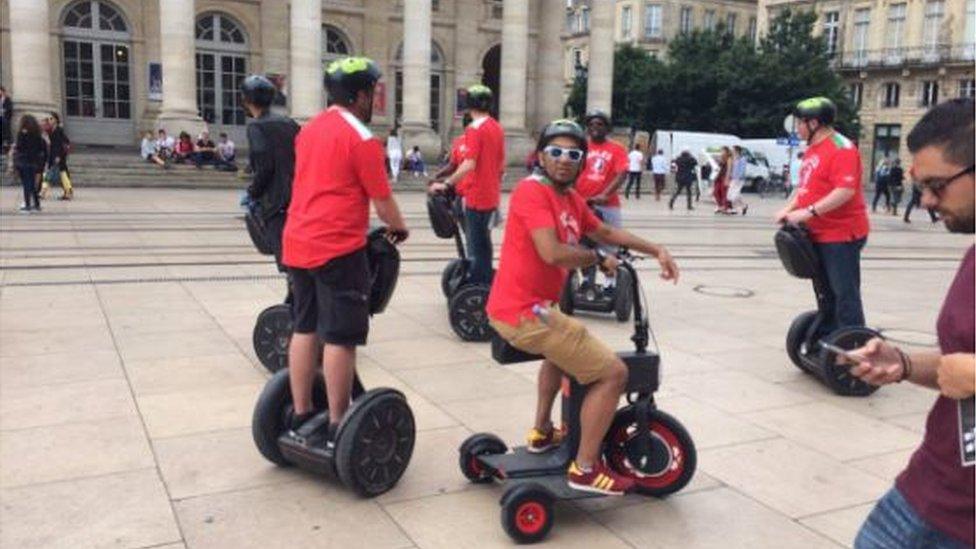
xmin=713 ymin=146 xmax=732 ymax=214
xmin=888 ymin=159 xmax=905 ymax=216
xmin=904 ymin=182 xmax=940 ymax=223
xmin=386 ymin=128 xmax=402 ymax=183
xmin=727 ymin=145 xmax=749 ymax=215
xmin=9 ymin=114 xmax=46 ymax=212
xmin=669 ymin=148 xmax=697 ymax=211
xmin=45 ymin=112 xmax=73 ymax=200
xmin=0 ymin=86 xmax=12 ymax=155
xmin=625 ymin=145 xmax=644 ymax=199
xmin=873 ymin=157 xmax=891 ymax=213
xmin=650 ymin=148 xmax=668 ymax=201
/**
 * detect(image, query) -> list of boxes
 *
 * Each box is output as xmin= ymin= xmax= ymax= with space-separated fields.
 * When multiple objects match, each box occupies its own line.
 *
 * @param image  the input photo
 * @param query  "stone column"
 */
xmin=586 ymin=0 xmax=614 ymax=116
xmin=499 ymin=0 xmax=533 ymax=163
xmin=535 ymin=0 xmax=566 ymax=129
xmin=362 ymin=0 xmax=392 ymax=128
xmin=157 ymin=0 xmax=204 ymax=135
xmin=452 ymin=0 xmax=481 ymax=134
xmin=289 ymin=0 xmax=322 ymax=121
xmin=400 ymin=0 xmax=440 ymax=157
xmin=8 ymin=0 xmax=56 ymax=118
xmin=260 ymin=1 xmax=290 ymax=76
xmin=755 ymin=0 xmax=769 ymax=43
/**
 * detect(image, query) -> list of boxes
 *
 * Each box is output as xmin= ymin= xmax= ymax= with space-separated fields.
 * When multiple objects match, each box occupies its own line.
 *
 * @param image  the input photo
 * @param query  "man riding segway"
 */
xmin=486 ymin=119 xmax=680 ymax=495
xmin=281 ymin=56 xmax=409 ymax=450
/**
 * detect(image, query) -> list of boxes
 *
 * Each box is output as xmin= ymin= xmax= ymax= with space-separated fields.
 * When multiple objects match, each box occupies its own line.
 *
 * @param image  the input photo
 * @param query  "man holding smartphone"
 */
xmin=849 ymin=98 xmax=974 ymax=549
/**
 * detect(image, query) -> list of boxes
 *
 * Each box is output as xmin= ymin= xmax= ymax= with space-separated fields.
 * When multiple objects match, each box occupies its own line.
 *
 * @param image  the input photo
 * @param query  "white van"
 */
xmin=650 ymin=130 xmax=770 ymax=191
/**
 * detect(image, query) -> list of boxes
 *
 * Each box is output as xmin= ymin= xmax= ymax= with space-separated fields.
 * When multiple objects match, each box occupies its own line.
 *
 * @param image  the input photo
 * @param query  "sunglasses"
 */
xmin=913 ymin=164 xmax=975 ymax=196
xmin=543 ymin=145 xmax=584 ymax=162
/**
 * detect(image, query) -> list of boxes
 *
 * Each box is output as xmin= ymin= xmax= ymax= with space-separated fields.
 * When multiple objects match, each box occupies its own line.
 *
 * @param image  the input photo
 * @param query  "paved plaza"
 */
xmin=0 ymin=185 xmax=970 ymax=548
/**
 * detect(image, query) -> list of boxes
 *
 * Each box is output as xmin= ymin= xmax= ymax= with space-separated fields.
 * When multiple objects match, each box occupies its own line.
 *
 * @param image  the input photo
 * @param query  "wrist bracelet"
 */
xmin=896 ymin=348 xmax=912 ymax=382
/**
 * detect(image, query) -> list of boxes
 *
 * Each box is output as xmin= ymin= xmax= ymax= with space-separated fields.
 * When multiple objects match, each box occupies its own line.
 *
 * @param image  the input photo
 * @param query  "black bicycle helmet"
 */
xmin=536 ymin=119 xmax=588 ymax=158
xmin=584 ymin=108 xmax=611 ymax=126
xmin=465 ymin=84 xmax=493 ymax=112
xmin=325 ymin=56 xmax=382 ymax=104
xmin=793 ymin=96 xmax=836 ymax=125
xmin=240 ymin=75 xmax=276 ymax=109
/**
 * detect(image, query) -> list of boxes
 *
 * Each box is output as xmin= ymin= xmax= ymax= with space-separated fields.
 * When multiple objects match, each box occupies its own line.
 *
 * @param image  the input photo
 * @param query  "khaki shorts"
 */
xmin=490 ymin=307 xmax=618 ymax=384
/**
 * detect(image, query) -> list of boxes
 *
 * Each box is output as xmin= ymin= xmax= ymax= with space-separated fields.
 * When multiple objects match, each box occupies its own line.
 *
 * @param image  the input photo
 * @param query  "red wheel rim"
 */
xmin=468 ymin=455 xmax=484 ymax=477
xmin=607 ymin=420 xmax=685 ymax=489
xmin=515 ymin=501 xmax=547 ymax=535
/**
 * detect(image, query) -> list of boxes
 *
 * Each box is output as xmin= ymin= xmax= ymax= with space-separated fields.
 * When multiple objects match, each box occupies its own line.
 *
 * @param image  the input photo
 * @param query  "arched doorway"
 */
xmin=322 ymin=25 xmax=353 ymax=106
xmin=393 ymin=41 xmax=445 ymax=132
xmin=481 ymin=45 xmax=500 ymax=117
xmin=194 ymin=12 xmax=248 ymax=142
xmin=60 ymin=0 xmax=133 ymax=145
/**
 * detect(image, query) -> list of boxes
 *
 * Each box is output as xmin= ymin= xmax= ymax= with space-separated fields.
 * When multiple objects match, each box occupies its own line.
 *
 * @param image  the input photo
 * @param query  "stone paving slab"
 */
xmin=1 ymin=186 xmax=969 ymax=548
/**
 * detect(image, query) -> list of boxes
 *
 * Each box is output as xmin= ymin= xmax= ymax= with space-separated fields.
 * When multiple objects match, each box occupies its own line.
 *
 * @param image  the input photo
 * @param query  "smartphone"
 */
xmin=820 ymin=342 xmax=864 ymax=365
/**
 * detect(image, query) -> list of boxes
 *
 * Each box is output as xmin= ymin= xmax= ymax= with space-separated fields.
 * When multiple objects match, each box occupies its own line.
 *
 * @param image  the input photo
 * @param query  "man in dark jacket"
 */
xmin=242 ymin=75 xmax=300 ymax=272
xmin=669 ymin=149 xmax=697 ymax=211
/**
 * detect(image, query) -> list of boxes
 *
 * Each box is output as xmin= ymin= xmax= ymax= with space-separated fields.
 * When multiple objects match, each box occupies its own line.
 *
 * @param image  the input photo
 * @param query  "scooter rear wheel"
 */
xmin=253 ymin=304 xmax=292 ymax=373
xmin=818 ymin=327 xmax=881 ymax=397
xmin=500 ymin=483 xmax=554 ymax=544
xmin=448 ymin=284 xmax=492 ymax=342
xmin=335 ymin=389 xmax=416 ymax=497
xmin=251 ymin=369 xmax=328 ymax=466
xmin=786 ymin=310 xmax=818 ymax=374
xmin=603 ymin=406 xmax=697 ymax=497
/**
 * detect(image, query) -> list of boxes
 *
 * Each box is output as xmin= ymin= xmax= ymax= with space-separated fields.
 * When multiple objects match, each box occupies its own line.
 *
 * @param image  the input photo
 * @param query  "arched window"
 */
xmin=323 ymin=25 xmax=353 ymax=63
xmin=61 ymin=1 xmax=132 ymax=144
xmin=393 ymin=41 xmax=445 ymax=131
xmin=195 ymin=13 xmax=249 ymax=131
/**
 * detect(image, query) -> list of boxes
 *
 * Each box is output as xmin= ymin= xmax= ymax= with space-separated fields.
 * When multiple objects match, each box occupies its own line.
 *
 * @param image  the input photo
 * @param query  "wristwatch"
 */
xmin=807 ymin=205 xmax=819 ymax=217
xmin=593 ymin=247 xmax=608 ymax=268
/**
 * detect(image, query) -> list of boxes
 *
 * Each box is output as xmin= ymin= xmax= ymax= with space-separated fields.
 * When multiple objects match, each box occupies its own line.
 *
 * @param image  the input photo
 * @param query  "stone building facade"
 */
xmin=0 ymin=0 xmax=618 ymax=159
xmin=759 ymin=0 xmax=975 ymax=180
xmin=562 ymin=0 xmax=759 ymax=86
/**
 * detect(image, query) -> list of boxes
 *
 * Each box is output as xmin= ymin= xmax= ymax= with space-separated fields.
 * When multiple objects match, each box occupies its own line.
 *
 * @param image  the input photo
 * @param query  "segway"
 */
xmin=559 ymin=208 xmax=634 ymax=322
xmin=248 ymin=218 xmax=400 ymax=372
xmin=427 ymin=189 xmax=492 ymax=342
xmin=459 ymin=257 xmax=696 ymax=543
xmin=251 ymin=229 xmax=414 ymax=498
xmin=775 ymin=223 xmax=880 ymax=396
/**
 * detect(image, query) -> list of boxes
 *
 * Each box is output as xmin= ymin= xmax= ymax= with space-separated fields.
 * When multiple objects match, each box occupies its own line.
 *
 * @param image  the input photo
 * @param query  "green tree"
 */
xmin=564 ymin=10 xmax=860 ymax=139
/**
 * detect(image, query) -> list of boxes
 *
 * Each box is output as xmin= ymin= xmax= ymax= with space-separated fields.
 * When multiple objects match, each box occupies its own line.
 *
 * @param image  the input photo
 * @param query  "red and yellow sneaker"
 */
xmin=526 ymin=425 xmax=565 ymax=454
xmin=567 ymin=461 xmax=634 ymax=496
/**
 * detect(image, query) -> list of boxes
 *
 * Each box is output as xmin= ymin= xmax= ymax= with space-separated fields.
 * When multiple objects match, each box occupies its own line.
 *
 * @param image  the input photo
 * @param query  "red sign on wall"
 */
xmin=372 ymin=82 xmax=387 ymax=116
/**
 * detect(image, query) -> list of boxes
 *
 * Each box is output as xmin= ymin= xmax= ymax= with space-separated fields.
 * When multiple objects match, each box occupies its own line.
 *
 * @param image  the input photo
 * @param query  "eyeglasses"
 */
xmin=543 ymin=145 xmax=584 ymax=162
xmin=913 ymin=164 xmax=975 ymax=196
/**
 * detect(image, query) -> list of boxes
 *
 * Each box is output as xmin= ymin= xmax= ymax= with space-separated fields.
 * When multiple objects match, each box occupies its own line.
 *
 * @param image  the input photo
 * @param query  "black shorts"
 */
xmin=289 ymin=248 xmax=370 ymax=346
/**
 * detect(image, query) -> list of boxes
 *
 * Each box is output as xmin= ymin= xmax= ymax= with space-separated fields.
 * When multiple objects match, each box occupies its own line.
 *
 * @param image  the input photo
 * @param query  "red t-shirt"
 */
xmin=282 ymin=106 xmax=392 ymax=269
xmin=575 ymin=138 xmax=628 ymax=208
xmin=794 ymin=132 xmax=869 ymax=243
xmin=896 ymin=246 xmax=975 ymax=546
xmin=450 ymin=135 xmax=471 ymax=197
xmin=486 ymin=175 xmax=602 ymax=325
xmin=462 ymin=115 xmax=505 ymax=211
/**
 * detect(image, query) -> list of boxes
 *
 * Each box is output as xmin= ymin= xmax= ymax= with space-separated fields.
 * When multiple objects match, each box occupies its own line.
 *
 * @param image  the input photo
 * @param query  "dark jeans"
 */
xmin=214 ymin=154 xmax=237 ymax=172
xmin=624 ymin=171 xmax=642 ymax=199
xmin=872 ymin=182 xmax=891 ymax=211
xmin=855 ymin=488 xmax=969 ymax=549
xmin=16 ymin=164 xmax=40 ymax=209
xmin=904 ymin=188 xmax=938 ymax=222
xmin=669 ymin=181 xmax=694 ymax=209
xmin=464 ymin=207 xmax=494 ymax=285
xmin=815 ymin=237 xmax=866 ymax=336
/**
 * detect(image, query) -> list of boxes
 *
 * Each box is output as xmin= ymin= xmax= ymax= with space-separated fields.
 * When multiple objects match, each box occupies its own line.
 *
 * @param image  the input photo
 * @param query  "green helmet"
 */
xmin=793 ymin=97 xmax=836 ymax=125
xmin=536 ymin=119 xmax=588 ymax=157
xmin=465 ymin=84 xmax=493 ymax=112
xmin=324 ymin=56 xmax=382 ymax=104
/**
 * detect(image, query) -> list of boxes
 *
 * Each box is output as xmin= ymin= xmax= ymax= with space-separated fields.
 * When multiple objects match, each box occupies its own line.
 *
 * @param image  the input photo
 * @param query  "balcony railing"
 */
xmin=837 ymin=43 xmax=976 ymax=69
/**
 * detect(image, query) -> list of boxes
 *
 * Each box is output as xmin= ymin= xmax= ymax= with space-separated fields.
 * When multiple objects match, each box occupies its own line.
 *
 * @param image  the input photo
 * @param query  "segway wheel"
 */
xmin=786 ymin=310 xmax=818 ymax=374
xmin=448 ymin=284 xmax=492 ymax=342
xmin=500 ymin=483 xmax=554 ymax=544
xmin=335 ymin=389 xmax=416 ymax=497
xmin=613 ymin=268 xmax=633 ymax=323
xmin=458 ymin=433 xmax=507 ymax=483
xmin=559 ymin=271 xmax=577 ymax=316
xmin=819 ymin=327 xmax=881 ymax=397
xmin=251 ymin=369 xmax=328 ymax=466
xmin=441 ymin=258 xmax=468 ymax=298
xmin=603 ymin=407 xmax=696 ymax=497
xmin=253 ymin=304 xmax=292 ymax=373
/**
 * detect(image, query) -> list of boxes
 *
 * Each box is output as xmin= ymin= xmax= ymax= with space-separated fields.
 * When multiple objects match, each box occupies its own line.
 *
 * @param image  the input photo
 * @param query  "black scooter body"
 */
xmin=775 ymin=224 xmax=880 ymax=396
